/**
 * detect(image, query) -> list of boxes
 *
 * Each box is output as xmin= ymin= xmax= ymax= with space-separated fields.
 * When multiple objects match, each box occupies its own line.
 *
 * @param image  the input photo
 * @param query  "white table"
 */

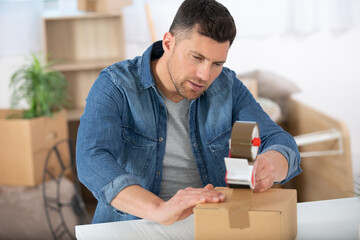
xmin=76 ymin=197 xmax=360 ymax=240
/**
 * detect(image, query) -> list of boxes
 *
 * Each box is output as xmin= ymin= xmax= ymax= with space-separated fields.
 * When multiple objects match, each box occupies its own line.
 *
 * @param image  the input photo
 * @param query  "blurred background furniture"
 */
xmin=282 ymin=97 xmax=353 ymax=202
xmin=43 ymin=139 xmax=91 ymax=240
xmin=239 ymin=70 xmax=354 ymax=202
xmin=0 ymin=139 xmax=90 ymax=240
xmin=42 ymin=9 xmax=127 ymax=209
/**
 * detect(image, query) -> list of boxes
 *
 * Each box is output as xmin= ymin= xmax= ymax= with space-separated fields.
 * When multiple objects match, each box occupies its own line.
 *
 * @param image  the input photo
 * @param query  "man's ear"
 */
xmin=162 ymin=32 xmax=175 ymax=53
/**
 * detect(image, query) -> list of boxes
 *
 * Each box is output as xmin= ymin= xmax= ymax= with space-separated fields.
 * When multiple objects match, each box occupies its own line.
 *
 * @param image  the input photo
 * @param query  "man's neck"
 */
xmin=151 ymin=57 xmax=184 ymax=103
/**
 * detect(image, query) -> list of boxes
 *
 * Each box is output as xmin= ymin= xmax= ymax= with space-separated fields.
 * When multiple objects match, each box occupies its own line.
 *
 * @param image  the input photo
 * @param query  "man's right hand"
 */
xmin=111 ymin=183 xmax=225 ymax=225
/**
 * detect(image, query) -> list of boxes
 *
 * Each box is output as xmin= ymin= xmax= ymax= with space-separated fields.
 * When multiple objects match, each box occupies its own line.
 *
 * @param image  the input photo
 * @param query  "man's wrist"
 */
xmin=148 ymin=198 xmax=166 ymax=223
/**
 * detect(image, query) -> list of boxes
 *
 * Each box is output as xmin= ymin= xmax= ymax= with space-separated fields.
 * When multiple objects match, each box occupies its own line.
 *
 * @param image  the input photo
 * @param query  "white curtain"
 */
xmin=123 ymin=0 xmax=359 ymax=43
xmin=0 ymin=0 xmax=359 ymax=56
xmin=326 ymin=0 xmax=353 ymax=32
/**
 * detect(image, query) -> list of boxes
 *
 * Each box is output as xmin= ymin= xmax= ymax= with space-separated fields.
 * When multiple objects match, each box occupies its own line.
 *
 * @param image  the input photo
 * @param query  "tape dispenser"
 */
xmin=225 ymin=121 xmax=261 ymax=189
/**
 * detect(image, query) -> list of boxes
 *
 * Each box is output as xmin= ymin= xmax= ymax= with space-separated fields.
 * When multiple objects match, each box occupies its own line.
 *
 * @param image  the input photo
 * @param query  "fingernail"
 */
xmin=219 ymin=194 xmax=225 ymax=200
xmin=213 ymin=197 xmax=219 ymax=201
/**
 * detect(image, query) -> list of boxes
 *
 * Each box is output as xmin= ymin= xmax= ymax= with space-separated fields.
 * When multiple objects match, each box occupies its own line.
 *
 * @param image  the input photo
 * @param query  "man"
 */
xmin=76 ymin=0 xmax=301 ymax=225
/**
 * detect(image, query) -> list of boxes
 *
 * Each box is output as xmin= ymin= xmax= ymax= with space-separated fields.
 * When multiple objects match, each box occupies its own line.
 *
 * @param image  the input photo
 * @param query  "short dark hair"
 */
xmin=169 ymin=0 xmax=237 ymax=45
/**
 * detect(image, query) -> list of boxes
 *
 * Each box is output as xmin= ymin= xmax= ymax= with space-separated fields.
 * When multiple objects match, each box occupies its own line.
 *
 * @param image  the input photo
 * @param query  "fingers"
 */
xmin=169 ymin=185 xmax=227 ymax=223
xmin=254 ymin=176 xmax=274 ymax=193
xmin=182 ymin=185 xmax=225 ymax=204
xmin=157 ymin=185 xmax=226 ymax=225
xmin=202 ymin=184 xmax=225 ymax=202
xmin=201 ymin=184 xmax=225 ymax=201
xmin=253 ymin=155 xmax=275 ymax=193
xmin=204 ymin=183 xmax=214 ymax=190
xmin=170 ymin=186 xmax=226 ymax=210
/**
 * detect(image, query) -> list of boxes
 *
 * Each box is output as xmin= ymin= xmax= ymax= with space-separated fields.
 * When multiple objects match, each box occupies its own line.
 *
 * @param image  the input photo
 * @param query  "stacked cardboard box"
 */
xmin=0 ymin=110 xmax=69 ymax=186
xmin=78 ymin=0 xmax=133 ymax=12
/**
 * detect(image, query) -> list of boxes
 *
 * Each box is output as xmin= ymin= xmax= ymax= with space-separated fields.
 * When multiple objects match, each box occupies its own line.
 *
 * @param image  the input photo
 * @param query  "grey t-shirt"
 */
xmin=158 ymin=93 xmax=203 ymax=201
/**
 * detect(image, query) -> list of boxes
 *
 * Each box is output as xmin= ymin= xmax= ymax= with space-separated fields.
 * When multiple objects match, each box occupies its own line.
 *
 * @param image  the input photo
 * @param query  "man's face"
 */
xmin=165 ymin=29 xmax=230 ymax=101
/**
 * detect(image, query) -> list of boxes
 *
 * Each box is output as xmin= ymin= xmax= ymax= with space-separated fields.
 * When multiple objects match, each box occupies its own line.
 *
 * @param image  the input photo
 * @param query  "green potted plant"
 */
xmin=9 ymin=53 xmax=69 ymax=118
xmin=0 ymin=54 xmax=70 ymax=186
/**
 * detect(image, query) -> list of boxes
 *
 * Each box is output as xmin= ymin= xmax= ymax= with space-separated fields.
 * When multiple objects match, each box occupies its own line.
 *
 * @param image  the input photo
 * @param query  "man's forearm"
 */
xmin=110 ymin=184 xmax=226 ymax=225
xmin=110 ymin=185 xmax=163 ymax=222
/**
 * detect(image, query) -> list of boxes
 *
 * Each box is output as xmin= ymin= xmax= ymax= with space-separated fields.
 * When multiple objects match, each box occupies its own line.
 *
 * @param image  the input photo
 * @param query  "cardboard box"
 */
xmin=0 ymin=110 xmax=69 ymax=186
xmin=194 ymin=187 xmax=297 ymax=240
xmin=78 ymin=0 xmax=133 ymax=12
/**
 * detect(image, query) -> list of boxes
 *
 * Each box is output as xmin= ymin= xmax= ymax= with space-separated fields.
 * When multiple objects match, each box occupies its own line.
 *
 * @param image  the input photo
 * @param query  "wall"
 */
xmin=0 ymin=0 xmax=359 ymax=179
xmin=227 ymin=30 xmax=360 ymax=179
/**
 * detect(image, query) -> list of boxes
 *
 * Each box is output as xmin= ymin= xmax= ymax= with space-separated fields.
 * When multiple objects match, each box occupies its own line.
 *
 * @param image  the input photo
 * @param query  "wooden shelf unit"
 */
xmin=42 ymin=11 xmax=125 ymax=120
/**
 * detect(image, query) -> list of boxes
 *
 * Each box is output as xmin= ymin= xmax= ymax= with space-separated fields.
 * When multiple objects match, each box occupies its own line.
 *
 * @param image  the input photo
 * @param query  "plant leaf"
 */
xmin=9 ymin=53 xmax=70 ymax=119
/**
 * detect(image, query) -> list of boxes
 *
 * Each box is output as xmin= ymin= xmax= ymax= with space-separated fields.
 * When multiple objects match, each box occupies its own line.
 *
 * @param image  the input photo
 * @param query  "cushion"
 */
xmin=237 ymin=70 xmax=301 ymax=118
xmin=238 ymin=69 xmax=300 ymax=99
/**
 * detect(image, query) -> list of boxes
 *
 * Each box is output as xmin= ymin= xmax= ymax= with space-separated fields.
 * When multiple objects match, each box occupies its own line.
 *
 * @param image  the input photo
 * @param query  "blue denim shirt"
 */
xmin=76 ymin=41 xmax=302 ymax=223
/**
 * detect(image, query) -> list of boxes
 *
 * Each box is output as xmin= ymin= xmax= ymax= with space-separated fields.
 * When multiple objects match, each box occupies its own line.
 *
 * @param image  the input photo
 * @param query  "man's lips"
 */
xmin=188 ymin=80 xmax=204 ymax=91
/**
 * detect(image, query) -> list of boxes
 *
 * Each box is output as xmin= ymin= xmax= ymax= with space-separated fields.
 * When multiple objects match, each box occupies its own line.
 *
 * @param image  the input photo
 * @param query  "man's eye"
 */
xmin=193 ymin=55 xmax=202 ymax=60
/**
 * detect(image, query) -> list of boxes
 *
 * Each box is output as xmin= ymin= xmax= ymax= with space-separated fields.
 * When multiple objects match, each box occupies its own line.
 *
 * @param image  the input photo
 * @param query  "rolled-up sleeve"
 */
xmin=262 ymin=144 xmax=302 ymax=184
xmin=233 ymin=74 xmax=302 ymax=184
xmin=76 ymin=70 xmax=140 ymax=208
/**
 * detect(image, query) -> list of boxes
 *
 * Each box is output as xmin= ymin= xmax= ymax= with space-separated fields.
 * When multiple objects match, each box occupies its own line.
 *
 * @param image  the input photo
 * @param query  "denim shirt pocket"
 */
xmin=119 ymin=126 xmax=157 ymax=177
xmin=207 ymin=127 xmax=232 ymax=175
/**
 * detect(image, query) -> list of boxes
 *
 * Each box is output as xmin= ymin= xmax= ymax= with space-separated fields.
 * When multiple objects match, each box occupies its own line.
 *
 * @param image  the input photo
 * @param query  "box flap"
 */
xmin=195 ymin=187 xmax=295 ymax=211
xmin=214 ymin=187 xmax=296 ymax=212
xmin=194 ymin=187 xmax=296 ymax=230
xmin=247 ymin=188 xmax=296 ymax=212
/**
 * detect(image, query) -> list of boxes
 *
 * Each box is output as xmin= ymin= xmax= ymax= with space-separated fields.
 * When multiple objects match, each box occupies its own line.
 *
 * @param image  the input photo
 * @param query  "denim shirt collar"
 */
xmin=140 ymin=41 xmax=164 ymax=90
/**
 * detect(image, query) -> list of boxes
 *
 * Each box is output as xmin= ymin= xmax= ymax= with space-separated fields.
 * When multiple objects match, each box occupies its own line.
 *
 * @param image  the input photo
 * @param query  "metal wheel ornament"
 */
xmin=42 ymin=139 xmax=91 ymax=240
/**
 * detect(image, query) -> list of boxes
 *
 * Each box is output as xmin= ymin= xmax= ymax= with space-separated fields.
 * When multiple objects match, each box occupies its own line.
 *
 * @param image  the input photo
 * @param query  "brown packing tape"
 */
xmin=228 ymin=203 xmax=250 ymax=229
xmin=231 ymin=121 xmax=259 ymax=161
xmin=218 ymin=187 xmax=253 ymax=229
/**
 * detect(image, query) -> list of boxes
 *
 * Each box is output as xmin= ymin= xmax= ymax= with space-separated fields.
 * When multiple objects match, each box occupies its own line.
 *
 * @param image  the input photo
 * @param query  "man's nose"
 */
xmin=196 ymin=63 xmax=211 ymax=82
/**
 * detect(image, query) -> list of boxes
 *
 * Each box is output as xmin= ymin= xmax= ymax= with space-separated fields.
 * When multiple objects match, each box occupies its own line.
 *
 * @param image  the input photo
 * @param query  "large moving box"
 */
xmin=194 ymin=187 xmax=297 ymax=240
xmin=0 ymin=110 xmax=69 ymax=186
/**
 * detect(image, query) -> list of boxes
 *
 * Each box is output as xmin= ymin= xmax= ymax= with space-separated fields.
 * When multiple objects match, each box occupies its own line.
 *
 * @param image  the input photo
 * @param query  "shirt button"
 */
xmin=156 ymin=171 xmax=161 ymax=176
xmin=159 ymin=137 xmax=164 ymax=142
xmin=193 ymin=143 xmax=198 ymax=147
xmin=160 ymin=105 xmax=164 ymax=109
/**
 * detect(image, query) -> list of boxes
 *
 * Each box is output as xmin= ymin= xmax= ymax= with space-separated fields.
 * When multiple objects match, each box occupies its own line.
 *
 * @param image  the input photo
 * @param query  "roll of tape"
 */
xmin=230 ymin=121 xmax=260 ymax=161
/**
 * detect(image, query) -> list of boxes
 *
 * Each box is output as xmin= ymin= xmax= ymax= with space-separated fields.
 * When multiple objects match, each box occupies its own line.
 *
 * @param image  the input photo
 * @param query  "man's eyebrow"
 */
xmin=190 ymin=50 xmax=226 ymax=64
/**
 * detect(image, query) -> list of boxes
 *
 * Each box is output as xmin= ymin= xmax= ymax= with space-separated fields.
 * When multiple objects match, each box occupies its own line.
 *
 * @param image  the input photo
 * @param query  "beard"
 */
xmin=166 ymin=57 xmax=206 ymax=101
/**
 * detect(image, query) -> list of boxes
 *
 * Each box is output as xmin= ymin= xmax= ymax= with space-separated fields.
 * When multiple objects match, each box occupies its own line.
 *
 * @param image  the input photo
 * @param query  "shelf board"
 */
xmin=43 ymin=10 xmax=122 ymax=21
xmin=66 ymin=108 xmax=85 ymax=121
xmin=52 ymin=58 xmax=121 ymax=72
